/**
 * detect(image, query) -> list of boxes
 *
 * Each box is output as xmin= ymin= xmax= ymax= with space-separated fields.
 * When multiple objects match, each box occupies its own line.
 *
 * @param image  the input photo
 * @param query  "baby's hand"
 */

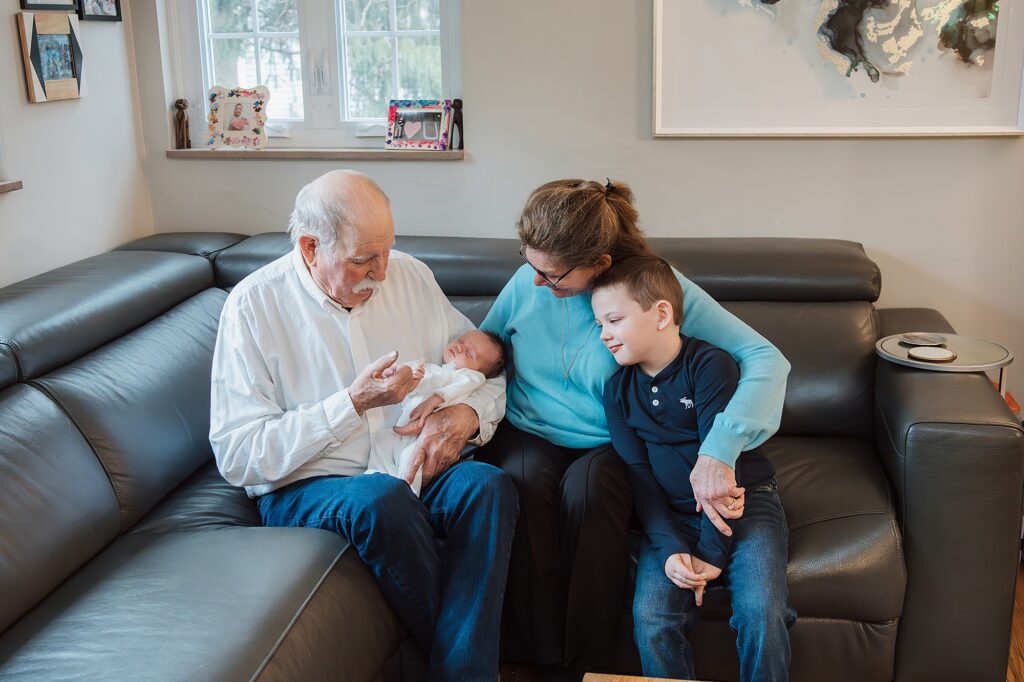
xmin=690 ymin=557 xmax=722 ymax=607
xmin=394 ymin=393 xmax=445 ymax=436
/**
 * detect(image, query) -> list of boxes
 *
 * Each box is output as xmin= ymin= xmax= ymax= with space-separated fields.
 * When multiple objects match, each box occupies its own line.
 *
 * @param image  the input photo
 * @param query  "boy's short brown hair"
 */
xmin=592 ymin=255 xmax=683 ymax=325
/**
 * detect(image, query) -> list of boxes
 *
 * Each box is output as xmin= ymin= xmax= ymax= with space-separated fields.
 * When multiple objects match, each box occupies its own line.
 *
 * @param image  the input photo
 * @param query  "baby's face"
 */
xmin=444 ymin=330 xmax=501 ymax=375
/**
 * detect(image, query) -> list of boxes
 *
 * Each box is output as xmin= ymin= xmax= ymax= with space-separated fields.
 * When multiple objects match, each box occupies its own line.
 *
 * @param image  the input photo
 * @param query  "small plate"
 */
xmin=899 ymin=332 xmax=947 ymax=347
xmin=908 ymin=346 xmax=957 ymax=362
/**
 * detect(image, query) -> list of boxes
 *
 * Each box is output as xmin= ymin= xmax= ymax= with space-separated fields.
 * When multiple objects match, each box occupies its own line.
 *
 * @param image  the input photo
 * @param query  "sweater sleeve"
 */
xmin=690 ymin=345 xmax=741 ymax=569
xmin=674 ymin=269 xmax=790 ymax=467
xmin=604 ymin=375 xmax=691 ymax=569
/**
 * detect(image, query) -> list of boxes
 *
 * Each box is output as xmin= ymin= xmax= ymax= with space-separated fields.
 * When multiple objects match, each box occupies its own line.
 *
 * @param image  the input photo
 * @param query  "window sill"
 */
xmin=0 ymin=180 xmax=23 ymax=194
xmin=165 ymin=148 xmax=464 ymax=161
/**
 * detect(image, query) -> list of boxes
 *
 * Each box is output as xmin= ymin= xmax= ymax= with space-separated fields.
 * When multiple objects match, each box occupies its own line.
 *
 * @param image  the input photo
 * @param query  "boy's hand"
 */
xmin=664 ymin=553 xmax=707 ymax=592
xmin=394 ymin=394 xmax=445 ymax=436
xmin=690 ymin=557 xmax=723 ymax=607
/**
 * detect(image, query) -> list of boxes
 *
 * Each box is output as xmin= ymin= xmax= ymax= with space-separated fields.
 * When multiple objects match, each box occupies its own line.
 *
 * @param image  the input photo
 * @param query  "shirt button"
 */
xmin=651 ymin=386 xmax=658 ymax=393
xmin=652 ymin=399 xmax=660 ymax=406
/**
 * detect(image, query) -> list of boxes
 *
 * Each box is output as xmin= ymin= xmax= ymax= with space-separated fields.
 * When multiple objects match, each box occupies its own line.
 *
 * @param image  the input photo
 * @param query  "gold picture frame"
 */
xmin=16 ymin=12 xmax=86 ymax=103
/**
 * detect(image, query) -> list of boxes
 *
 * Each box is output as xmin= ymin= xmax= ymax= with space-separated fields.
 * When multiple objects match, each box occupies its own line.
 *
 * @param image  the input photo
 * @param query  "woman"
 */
xmin=478 ymin=179 xmax=790 ymax=677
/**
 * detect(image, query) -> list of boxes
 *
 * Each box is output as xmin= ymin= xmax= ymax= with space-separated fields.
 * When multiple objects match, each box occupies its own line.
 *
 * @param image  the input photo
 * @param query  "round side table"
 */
xmin=876 ymin=333 xmax=1014 ymax=397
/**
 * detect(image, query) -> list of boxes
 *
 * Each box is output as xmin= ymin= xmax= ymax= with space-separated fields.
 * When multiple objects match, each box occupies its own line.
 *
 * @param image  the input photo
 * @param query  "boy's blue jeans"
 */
xmin=257 ymin=462 xmax=519 ymax=682
xmin=633 ymin=479 xmax=796 ymax=682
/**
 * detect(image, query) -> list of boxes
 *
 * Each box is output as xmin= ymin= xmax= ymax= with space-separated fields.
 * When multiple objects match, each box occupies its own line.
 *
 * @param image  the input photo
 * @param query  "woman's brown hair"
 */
xmin=516 ymin=179 xmax=654 ymax=268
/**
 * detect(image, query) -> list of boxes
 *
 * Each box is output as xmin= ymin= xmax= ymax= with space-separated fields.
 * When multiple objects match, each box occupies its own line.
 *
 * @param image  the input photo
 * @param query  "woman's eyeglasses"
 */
xmin=520 ymin=248 xmax=576 ymax=289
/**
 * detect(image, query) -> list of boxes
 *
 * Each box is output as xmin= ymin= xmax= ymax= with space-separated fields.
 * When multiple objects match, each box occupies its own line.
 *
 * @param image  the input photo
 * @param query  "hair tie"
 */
xmin=604 ymin=178 xmax=613 ymax=194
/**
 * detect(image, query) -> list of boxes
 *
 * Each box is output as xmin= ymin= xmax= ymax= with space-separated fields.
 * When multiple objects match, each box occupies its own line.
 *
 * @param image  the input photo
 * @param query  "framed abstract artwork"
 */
xmin=206 ymin=86 xmax=270 ymax=149
xmin=385 ymin=100 xmax=454 ymax=150
xmin=654 ymin=0 xmax=1024 ymax=137
xmin=16 ymin=12 xmax=86 ymax=104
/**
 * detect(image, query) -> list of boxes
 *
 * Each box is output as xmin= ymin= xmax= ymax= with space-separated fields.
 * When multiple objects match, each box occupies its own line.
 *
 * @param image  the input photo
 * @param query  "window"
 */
xmin=170 ymin=0 xmax=460 ymax=147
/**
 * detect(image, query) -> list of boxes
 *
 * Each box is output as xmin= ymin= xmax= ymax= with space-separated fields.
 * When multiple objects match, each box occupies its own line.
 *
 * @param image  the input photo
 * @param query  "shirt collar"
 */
xmin=638 ymin=333 xmax=692 ymax=384
xmin=290 ymin=246 xmax=359 ymax=313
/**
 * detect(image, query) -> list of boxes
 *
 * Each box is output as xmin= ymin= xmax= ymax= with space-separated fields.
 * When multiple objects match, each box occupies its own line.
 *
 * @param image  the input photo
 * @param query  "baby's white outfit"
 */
xmin=367 ymin=361 xmax=486 ymax=495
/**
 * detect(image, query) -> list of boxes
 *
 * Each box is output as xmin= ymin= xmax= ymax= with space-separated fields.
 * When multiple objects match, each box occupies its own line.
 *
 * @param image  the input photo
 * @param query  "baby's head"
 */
xmin=444 ymin=330 xmax=506 ymax=378
xmin=590 ymin=255 xmax=683 ymax=367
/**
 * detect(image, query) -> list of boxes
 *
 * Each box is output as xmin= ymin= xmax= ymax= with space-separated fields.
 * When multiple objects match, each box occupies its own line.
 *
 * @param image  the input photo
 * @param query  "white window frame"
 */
xmin=169 ymin=0 xmax=461 ymax=149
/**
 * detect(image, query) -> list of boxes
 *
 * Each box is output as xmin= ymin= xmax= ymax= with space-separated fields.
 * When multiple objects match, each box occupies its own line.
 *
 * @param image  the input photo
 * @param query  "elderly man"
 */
xmin=210 ymin=170 xmax=518 ymax=681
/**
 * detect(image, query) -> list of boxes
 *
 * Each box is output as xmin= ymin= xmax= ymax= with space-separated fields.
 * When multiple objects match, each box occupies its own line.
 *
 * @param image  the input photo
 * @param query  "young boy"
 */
xmin=591 ymin=255 xmax=795 ymax=682
xmin=371 ymin=329 xmax=506 ymax=495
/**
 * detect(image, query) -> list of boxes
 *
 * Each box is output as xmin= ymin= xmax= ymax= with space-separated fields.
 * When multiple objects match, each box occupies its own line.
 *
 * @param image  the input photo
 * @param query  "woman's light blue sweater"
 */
xmin=481 ymin=265 xmax=791 ymax=466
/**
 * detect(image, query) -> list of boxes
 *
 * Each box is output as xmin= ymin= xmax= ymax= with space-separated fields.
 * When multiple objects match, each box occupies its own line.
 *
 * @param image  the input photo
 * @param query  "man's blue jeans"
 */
xmin=257 ymin=462 xmax=519 ymax=682
xmin=633 ymin=479 xmax=796 ymax=682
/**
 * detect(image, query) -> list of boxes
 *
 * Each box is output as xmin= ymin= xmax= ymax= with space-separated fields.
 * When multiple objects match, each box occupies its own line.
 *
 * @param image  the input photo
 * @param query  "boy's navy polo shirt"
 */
xmin=603 ymin=333 xmax=773 ymax=570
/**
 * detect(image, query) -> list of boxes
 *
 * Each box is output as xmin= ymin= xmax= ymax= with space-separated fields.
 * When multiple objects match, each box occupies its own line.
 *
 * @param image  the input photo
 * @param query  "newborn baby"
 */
xmin=380 ymin=329 xmax=506 ymax=495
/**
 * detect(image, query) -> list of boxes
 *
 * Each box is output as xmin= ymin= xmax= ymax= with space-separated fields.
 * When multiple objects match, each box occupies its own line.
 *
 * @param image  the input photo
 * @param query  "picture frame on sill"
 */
xmin=78 ymin=0 xmax=121 ymax=22
xmin=207 ymin=86 xmax=270 ymax=150
xmin=16 ymin=12 xmax=86 ymax=104
xmin=20 ymin=1 xmax=78 ymax=10
xmin=385 ymin=100 xmax=453 ymax=150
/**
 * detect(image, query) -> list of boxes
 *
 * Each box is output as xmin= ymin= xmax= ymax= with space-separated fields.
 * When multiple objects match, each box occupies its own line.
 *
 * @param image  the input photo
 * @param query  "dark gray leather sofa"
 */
xmin=0 ymin=232 xmax=1020 ymax=682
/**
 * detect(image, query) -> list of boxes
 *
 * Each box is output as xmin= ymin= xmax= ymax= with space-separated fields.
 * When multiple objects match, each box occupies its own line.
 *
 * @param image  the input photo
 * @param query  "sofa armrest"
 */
xmin=875 ymin=337 xmax=1023 ymax=682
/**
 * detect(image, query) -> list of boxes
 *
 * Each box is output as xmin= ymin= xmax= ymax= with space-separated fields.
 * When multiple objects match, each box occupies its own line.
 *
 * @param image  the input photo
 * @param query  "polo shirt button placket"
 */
xmin=652 ymin=399 xmax=660 ymax=406
xmin=652 ymin=386 xmax=658 ymax=393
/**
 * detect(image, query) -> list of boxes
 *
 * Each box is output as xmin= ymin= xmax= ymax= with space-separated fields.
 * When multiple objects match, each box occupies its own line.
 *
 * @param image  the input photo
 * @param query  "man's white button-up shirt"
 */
xmin=209 ymin=247 xmax=506 ymax=498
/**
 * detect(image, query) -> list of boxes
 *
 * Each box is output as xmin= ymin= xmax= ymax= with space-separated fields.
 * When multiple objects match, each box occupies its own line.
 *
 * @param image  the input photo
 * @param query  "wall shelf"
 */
xmin=166 ymin=148 xmax=464 ymax=161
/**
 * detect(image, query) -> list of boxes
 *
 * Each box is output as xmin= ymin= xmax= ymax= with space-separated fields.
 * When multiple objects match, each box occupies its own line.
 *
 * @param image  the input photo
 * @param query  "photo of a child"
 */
xmin=224 ymin=101 xmax=251 ymax=132
xmin=38 ymin=34 xmax=74 ymax=82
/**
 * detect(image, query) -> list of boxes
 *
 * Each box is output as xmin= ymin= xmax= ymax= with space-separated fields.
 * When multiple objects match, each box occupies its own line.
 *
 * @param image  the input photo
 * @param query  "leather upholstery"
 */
xmin=877 ymin=307 xmax=955 ymax=338
xmin=875 ymin=364 xmax=1024 ymax=682
xmin=32 ymin=289 xmax=226 ymax=531
xmin=649 ymin=237 xmax=882 ymax=302
xmin=212 ymin=234 xmax=881 ymax=304
xmin=0 ymin=251 xmax=213 ymax=381
xmin=129 ymin=462 xmax=260 ymax=535
xmin=0 ymin=345 xmax=16 ymax=391
xmin=723 ymin=302 xmax=878 ymax=438
xmin=0 ymin=528 xmax=381 ymax=681
xmin=114 ymin=232 xmax=248 ymax=258
xmin=0 ymin=385 xmax=120 ymax=633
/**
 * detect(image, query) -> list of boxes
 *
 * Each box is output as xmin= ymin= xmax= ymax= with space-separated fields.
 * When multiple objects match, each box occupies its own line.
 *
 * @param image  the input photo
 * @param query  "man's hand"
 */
xmin=348 ymin=351 xmax=422 ymax=415
xmin=393 ymin=394 xmax=445 ymax=437
xmin=690 ymin=455 xmax=745 ymax=537
xmin=690 ymin=557 xmax=723 ymax=607
xmin=398 ymin=403 xmax=479 ymax=486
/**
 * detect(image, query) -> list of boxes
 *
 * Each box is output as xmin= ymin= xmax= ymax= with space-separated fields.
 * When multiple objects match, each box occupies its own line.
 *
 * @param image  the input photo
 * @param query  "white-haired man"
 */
xmin=210 ymin=170 xmax=518 ymax=681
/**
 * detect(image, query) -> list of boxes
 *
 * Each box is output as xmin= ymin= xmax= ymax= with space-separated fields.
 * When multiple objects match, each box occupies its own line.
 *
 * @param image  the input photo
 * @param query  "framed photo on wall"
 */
xmin=385 ymin=100 xmax=454 ymax=150
xmin=654 ymin=0 xmax=1024 ymax=137
xmin=16 ymin=12 xmax=86 ymax=104
xmin=78 ymin=0 xmax=121 ymax=22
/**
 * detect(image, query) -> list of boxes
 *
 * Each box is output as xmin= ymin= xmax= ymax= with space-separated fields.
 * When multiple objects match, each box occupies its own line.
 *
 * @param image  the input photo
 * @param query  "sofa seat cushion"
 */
xmin=129 ymin=461 xmax=260 ymax=534
xmin=0 ymin=528 xmax=406 ymax=681
xmin=700 ymin=437 xmax=905 ymax=624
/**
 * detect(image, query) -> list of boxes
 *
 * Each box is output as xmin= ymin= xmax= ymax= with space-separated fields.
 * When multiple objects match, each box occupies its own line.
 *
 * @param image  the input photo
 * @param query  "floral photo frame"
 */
xmin=385 ymin=100 xmax=453 ymax=150
xmin=207 ymin=86 xmax=269 ymax=149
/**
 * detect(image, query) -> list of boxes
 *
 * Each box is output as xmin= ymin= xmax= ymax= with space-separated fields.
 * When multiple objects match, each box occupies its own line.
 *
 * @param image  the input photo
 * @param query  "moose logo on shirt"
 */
xmin=679 ymin=397 xmax=694 ymax=409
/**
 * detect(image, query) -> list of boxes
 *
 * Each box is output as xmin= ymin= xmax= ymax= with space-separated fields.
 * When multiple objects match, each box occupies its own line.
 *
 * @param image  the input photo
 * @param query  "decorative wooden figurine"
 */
xmin=451 ymin=98 xmax=464 ymax=150
xmin=174 ymin=99 xmax=191 ymax=149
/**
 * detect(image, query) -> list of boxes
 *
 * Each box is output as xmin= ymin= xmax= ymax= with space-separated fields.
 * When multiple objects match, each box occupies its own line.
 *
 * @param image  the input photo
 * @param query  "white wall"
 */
xmin=0 ymin=1 xmax=153 ymax=287
xmin=133 ymin=1 xmax=1024 ymax=400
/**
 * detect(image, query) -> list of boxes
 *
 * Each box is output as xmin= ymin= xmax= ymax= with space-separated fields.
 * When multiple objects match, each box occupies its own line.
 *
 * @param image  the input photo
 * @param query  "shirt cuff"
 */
xmin=323 ymin=389 xmax=364 ymax=441
xmin=699 ymin=428 xmax=745 ymax=468
xmin=461 ymin=394 xmax=495 ymax=446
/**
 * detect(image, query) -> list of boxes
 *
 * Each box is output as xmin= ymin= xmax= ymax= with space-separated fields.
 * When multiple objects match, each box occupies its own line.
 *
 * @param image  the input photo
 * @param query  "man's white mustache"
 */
xmin=353 ymin=279 xmax=381 ymax=293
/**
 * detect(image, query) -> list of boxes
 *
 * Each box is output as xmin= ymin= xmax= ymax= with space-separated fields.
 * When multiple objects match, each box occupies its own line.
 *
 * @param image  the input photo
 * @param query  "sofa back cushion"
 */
xmin=213 ymin=233 xmax=882 ymax=436
xmin=0 ymin=385 xmax=121 ymax=632
xmin=0 ymin=252 xmax=213 ymax=384
xmin=724 ymin=302 xmax=879 ymax=439
xmin=32 ymin=289 xmax=227 ymax=532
